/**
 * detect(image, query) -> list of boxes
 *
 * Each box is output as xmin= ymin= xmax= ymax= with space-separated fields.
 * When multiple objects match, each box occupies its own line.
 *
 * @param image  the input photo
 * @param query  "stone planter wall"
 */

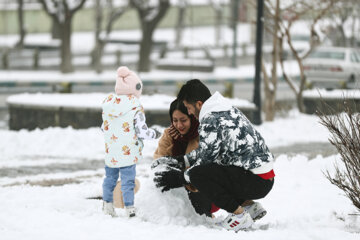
xmin=8 ymin=104 xmax=256 ymax=130
xmin=303 ymin=97 xmax=360 ymax=114
xmin=8 ymin=105 xmax=103 ymax=130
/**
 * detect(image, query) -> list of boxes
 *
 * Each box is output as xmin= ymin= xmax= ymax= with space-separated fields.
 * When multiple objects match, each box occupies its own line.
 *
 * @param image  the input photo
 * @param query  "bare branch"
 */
xmin=318 ymin=100 xmax=360 ymax=211
xmin=278 ymin=35 xmax=298 ymax=95
xmin=38 ymin=0 xmax=56 ymax=18
xmin=106 ymin=4 xmax=130 ymax=35
xmin=70 ymin=0 xmax=87 ymax=15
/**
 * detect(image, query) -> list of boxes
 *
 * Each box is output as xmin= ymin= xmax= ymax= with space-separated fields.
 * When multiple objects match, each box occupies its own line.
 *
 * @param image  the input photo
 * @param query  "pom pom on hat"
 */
xmin=115 ymin=66 xmax=142 ymax=98
xmin=117 ymin=66 xmax=130 ymax=78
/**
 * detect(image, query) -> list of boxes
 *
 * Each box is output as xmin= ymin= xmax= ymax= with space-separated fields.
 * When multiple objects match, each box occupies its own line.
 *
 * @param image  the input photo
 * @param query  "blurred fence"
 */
xmin=0 ymin=42 xmax=280 ymax=72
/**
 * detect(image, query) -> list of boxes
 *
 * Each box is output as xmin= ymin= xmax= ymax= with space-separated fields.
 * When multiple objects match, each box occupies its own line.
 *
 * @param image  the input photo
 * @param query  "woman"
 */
xmin=153 ymin=99 xmax=219 ymax=217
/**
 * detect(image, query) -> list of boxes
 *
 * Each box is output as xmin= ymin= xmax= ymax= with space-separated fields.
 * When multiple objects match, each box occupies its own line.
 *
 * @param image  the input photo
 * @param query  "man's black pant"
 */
xmin=189 ymin=164 xmax=274 ymax=213
xmin=187 ymin=190 xmax=213 ymax=217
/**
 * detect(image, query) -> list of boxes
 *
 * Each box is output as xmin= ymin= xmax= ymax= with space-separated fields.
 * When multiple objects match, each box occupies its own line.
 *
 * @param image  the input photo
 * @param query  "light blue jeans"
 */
xmin=102 ymin=164 xmax=136 ymax=207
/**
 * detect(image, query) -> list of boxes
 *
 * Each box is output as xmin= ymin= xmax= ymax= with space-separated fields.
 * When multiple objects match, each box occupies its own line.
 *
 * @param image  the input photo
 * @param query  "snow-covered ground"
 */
xmin=0 ymin=5 xmax=359 ymax=239
xmin=0 ymin=109 xmax=359 ymax=240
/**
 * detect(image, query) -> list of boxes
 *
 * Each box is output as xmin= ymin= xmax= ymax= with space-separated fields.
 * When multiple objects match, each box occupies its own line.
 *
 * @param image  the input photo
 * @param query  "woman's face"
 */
xmin=172 ymin=110 xmax=191 ymax=135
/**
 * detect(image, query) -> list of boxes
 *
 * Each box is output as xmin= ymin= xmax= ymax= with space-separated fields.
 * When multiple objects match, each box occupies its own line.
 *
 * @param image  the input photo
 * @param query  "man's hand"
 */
xmin=173 ymin=155 xmax=186 ymax=169
xmin=154 ymin=167 xmax=186 ymax=192
xmin=151 ymin=156 xmax=185 ymax=170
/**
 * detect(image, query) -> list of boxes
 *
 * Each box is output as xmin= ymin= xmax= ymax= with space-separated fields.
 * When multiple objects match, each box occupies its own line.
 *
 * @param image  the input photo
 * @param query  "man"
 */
xmin=153 ymin=79 xmax=275 ymax=232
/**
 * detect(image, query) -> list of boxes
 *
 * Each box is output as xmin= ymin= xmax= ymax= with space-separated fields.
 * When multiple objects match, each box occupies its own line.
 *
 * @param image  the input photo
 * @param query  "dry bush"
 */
xmin=317 ymin=100 xmax=360 ymax=211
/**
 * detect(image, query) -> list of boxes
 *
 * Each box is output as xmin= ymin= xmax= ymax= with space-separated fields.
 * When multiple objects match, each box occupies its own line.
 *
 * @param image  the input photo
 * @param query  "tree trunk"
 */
xmin=175 ymin=4 xmax=186 ymax=48
xmin=337 ymin=25 xmax=347 ymax=47
xmin=60 ymin=18 xmax=74 ymax=73
xmin=138 ymin=24 xmax=154 ymax=72
xmin=230 ymin=0 xmax=239 ymax=68
xmin=92 ymin=40 xmax=105 ymax=73
xmin=288 ymin=44 xmax=306 ymax=113
xmin=92 ymin=0 xmax=104 ymax=73
xmin=296 ymin=92 xmax=305 ymax=113
xmin=15 ymin=0 xmax=26 ymax=48
xmin=52 ymin=19 xmax=62 ymax=39
xmin=350 ymin=14 xmax=356 ymax=47
xmin=264 ymin=0 xmax=279 ymax=121
xmin=262 ymin=62 xmax=276 ymax=121
xmin=264 ymin=87 xmax=276 ymax=120
xmin=214 ymin=6 xmax=223 ymax=47
xmin=131 ymin=0 xmax=170 ymax=72
xmin=38 ymin=0 xmax=86 ymax=73
xmin=297 ymin=69 xmax=306 ymax=113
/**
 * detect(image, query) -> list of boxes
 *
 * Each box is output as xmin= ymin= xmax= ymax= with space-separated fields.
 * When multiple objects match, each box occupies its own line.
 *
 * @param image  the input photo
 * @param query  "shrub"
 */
xmin=317 ymin=100 xmax=360 ymax=211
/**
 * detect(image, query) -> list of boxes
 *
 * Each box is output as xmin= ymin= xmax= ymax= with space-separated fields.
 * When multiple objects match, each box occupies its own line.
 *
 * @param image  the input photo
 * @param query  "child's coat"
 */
xmin=102 ymin=93 xmax=144 ymax=168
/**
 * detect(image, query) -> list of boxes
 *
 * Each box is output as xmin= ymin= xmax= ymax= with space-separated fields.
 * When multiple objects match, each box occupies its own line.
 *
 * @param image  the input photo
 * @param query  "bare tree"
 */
xmin=278 ymin=0 xmax=335 ymax=112
xmin=39 ymin=0 xmax=87 ymax=73
xmin=91 ymin=0 xmax=130 ymax=73
xmin=130 ymin=0 xmax=170 ymax=72
xmin=260 ymin=0 xmax=335 ymax=113
xmin=105 ymin=0 xmax=130 ymax=36
xmin=328 ymin=0 xmax=360 ymax=47
xmin=317 ymin=100 xmax=360 ymax=211
xmin=246 ymin=0 xmax=336 ymax=117
xmin=257 ymin=0 xmax=280 ymax=121
xmin=15 ymin=0 xmax=26 ymax=48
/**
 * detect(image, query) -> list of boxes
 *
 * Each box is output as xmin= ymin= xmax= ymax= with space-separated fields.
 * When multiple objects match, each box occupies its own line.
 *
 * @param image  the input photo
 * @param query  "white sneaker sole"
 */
xmin=253 ymin=210 xmax=267 ymax=221
xmin=128 ymin=213 xmax=136 ymax=218
xmin=222 ymin=213 xmax=254 ymax=232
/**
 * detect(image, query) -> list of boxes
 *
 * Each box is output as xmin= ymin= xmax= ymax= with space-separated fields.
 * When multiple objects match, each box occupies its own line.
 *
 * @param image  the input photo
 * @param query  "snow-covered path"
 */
xmin=0 ymin=111 xmax=359 ymax=239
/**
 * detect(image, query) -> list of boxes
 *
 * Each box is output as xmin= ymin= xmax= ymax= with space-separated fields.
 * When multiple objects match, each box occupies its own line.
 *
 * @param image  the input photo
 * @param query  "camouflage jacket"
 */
xmin=184 ymin=92 xmax=274 ymax=176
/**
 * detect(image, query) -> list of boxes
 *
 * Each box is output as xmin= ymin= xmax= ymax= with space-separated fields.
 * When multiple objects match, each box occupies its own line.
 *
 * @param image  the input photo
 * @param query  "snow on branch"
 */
xmin=131 ymin=0 xmax=170 ymax=22
xmin=39 ymin=0 xmax=87 ymax=23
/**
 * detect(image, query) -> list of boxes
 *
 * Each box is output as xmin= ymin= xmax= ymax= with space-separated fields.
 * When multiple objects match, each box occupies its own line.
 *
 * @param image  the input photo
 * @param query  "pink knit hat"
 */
xmin=115 ymin=66 xmax=143 ymax=98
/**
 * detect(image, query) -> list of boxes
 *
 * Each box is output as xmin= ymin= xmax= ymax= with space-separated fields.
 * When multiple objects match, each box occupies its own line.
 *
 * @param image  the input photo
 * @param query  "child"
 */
xmin=101 ymin=66 xmax=160 ymax=217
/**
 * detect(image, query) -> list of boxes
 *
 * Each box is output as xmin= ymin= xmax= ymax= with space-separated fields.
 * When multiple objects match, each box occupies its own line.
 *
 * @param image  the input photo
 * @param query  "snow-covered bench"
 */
xmin=6 ymin=93 xmax=256 ymax=130
xmin=6 ymin=93 xmax=255 ymax=130
xmin=303 ymin=89 xmax=360 ymax=114
xmin=156 ymin=58 xmax=214 ymax=72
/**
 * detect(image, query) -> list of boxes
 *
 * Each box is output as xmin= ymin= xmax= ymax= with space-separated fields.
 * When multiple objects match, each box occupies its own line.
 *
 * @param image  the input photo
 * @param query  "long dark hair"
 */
xmin=168 ymin=98 xmax=199 ymax=156
xmin=169 ymin=98 xmax=190 ymax=122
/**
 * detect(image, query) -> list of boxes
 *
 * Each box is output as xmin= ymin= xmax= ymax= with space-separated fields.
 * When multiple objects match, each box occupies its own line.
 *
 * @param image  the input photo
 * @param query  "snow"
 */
xmin=256 ymin=110 xmax=330 ymax=148
xmin=157 ymin=58 xmax=214 ymax=66
xmin=0 ymin=3 xmax=359 ymax=238
xmin=0 ymin=24 xmax=251 ymax=52
xmin=5 ymin=93 xmax=255 ymax=110
xmin=0 ymin=0 xmax=227 ymax=10
xmin=0 ymin=60 xmax=300 ymax=86
xmin=303 ymin=89 xmax=360 ymax=99
xmin=0 ymin=110 xmax=359 ymax=239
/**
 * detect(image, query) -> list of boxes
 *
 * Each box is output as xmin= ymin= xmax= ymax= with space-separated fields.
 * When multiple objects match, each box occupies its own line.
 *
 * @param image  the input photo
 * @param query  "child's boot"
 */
xmin=125 ymin=206 xmax=136 ymax=217
xmin=102 ymin=201 xmax=117 ymax=217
